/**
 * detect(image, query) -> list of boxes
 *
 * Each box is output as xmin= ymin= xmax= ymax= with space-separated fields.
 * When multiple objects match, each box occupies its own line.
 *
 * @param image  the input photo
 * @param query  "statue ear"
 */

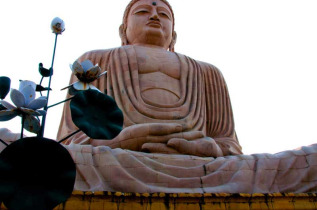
xmin=119 ymin=24 xmax=128 ymax=46
xmin=169 ymin=31 xmax=177 ymax=52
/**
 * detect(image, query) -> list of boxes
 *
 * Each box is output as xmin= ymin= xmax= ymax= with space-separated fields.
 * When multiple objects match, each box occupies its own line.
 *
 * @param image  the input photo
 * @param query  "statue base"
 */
xmin=50 ymin=191 xmax=317 ymax=210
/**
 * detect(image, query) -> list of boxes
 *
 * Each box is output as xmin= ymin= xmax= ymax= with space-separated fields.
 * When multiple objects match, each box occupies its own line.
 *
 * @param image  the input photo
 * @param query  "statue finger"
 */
xmin=119 ymin=136 xmax=171 ymax=151
xmin=141 ymin=143 xmax=180 ymax=154
xmin=119 ymin=123 xmax=183 ymax=139
xmin=91 ymin=139 xmax=120 ymax=148
xmin=179 ymin=131 xmax=204 ymax=141
xmin=159 ymin=131 xmax=204 ymax=142
xmin=167 ymin=138 xmax=222 ymax=157
xmin=167 ymin=138 xmax=194 ymax=155
xmin=147 ymin=123 xmax=183 ymax=135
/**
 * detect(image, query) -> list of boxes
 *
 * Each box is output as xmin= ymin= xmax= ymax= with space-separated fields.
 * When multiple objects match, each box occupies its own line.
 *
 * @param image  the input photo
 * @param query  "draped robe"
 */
xmin=53 ymin=46 xmax=317 ymax=193
xmin=57 ymin=46 xmax=242 ymax=156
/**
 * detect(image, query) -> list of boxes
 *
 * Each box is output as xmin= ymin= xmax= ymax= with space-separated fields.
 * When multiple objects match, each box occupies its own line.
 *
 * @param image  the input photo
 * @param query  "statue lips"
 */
xmin=146 ymin=20 xmax=161 ymax=28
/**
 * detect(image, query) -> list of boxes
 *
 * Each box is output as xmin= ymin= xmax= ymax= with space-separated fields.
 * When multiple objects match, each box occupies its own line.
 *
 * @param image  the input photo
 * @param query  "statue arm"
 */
xmin=201 ymin=62 xmax=243 ymax=155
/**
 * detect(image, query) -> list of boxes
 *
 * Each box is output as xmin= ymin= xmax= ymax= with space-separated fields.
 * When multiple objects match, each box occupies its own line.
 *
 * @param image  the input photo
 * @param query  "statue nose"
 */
xmin=150 ymin=12 xmax=159 ymax=20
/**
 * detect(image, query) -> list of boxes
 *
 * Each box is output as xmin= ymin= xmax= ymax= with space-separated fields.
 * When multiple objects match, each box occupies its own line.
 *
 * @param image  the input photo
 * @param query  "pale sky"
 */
xmin=0 ymin=0 xmax=316 ymax=155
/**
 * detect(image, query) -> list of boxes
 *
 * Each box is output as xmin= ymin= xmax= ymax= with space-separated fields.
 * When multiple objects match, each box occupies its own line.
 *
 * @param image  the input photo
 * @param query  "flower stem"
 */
xmin=38 ymin=33 xmax=58 ymax=138
xmin=0 ymin=139 xmax=8 ymax=147
xmin=47 ymin=97 xmax=74 ymax=109
xmin=20 ymin=114 xmax=25 ymax=139
xmin=58 ymin=129 xmax=81 ymax=144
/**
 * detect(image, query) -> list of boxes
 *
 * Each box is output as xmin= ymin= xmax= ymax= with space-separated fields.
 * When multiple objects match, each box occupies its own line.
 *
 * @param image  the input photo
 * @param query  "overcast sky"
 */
xmin=0 ymin=0 xmax=316 ymax=154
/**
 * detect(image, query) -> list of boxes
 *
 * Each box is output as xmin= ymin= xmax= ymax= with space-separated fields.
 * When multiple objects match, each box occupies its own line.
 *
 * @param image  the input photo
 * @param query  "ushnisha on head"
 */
xmin=119 ymin=0 xmax=177 ymax=52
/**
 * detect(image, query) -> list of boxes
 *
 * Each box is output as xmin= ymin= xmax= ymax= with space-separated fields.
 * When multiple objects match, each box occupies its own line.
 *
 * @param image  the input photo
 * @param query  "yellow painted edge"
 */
xmin=70 ymin=191 xmax=315 ymax=198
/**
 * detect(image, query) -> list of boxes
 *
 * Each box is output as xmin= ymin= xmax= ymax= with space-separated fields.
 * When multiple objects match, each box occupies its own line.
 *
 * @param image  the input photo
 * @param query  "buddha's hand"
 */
xmin=91 ymin=123 xmax=184 ymax=151
xmin=142 ymin=135 xmax=224 ymax=157
xmin=167 ymin=137 xmax=224 ymax=157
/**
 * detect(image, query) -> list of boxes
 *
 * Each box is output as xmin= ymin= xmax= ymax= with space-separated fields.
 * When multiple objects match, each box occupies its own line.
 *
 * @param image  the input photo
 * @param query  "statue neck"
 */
xmin=130 ymin=43 xmax=168 ymax=51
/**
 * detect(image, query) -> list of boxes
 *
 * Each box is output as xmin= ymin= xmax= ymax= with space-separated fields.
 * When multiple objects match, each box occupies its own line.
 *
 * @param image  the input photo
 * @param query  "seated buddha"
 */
xmin=57 ymin=0 xmax=243 ymax=158
xmin=1 ymin=0 xmax=317 ymax=194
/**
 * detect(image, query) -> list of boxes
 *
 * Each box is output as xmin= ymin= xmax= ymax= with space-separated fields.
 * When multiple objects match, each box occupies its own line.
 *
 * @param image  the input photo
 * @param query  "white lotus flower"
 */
xmin=0 ymin=81 xmax=47 ymax=133
xmin=65 ymin=60 xmax=106 ymax=92
xmin=51 ymin=17 xmax=65 ymax=34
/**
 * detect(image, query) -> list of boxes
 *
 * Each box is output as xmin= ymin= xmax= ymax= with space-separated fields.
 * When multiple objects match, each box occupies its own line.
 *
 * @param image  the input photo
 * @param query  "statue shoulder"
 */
xmin=197 ymin=60 xmax=222 ymax=74
xmin=195 ymin=60 xmax=227 ymax=85
xmin=175 ymin=52 xmax=225 ymax=80
xmin=77 ymin=48 xmax=116 ymax=62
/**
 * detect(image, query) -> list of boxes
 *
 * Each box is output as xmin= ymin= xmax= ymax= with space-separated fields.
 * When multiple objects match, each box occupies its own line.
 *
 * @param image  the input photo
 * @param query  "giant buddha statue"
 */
xmin=1 ymin=0 xmax=316 ymax=194
xmin=57 ymin=0 xmax=243 ymax=158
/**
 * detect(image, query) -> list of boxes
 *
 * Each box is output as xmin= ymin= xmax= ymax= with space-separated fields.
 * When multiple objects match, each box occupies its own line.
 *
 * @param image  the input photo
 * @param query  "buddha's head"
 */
xmin=120 ymin=0 xmax=177 ymax=51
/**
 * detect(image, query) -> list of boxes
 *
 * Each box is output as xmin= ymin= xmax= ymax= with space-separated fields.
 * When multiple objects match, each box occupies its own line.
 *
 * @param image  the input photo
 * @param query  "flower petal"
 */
xmin=85 ymin=66 xmax=101 ymax=81
xmin=20 ymin=108 xmax=42 ymax=116
xmin=71 ymin=60 xmax=84 ymax=74
xmin=36 ymin=110 xmax=47 ymax=116
xmin=81 ymin=60 xmax=94 ymax=72
xmin=19 ymin=80 xmax=36 ymax=92
xmin=20 ymin=85 xmax=36 ymax=106
xmin=27 ymin=96 xmax=47 ymax=110
xmin=0 ymin=100 xmax=16 ymax=109
xmin=69 ymin=64 xmax=73 ymax=72
xmin=23 ymin=115 xmax=41 ymax=134
xmin=88 ymin=84 xmax=100 ymax=92
xmin=10 ymin=88 xmax=25 ymax=107
xmin=73 ymin=82 xmax=89 ymax=90
xmin=51 ymin=17 xmax=65 ymax=35
xmin=97 ymin=71 xmax=107 ymax=79
xmin=0 ymin=110 xmax=18 ymax=121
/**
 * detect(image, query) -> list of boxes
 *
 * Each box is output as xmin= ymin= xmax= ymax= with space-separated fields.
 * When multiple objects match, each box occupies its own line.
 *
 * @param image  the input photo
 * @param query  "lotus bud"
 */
xmin=51 ymin=17 xmax=65 ymax=34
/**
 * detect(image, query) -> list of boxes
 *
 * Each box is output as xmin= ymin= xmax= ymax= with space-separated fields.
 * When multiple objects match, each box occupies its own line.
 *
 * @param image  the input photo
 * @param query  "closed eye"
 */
xmin=157 ymin=8 xmax=172 ymax=20
xmin=159 ymin=12 xmax=169 ymax=18
xmin=135 ymin=10 xmax=149 ymax=15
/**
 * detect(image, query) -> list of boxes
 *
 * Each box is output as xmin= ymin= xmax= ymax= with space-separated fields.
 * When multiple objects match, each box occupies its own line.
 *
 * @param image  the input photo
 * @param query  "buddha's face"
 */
xmin=126 ymin=0 xmax=173 ymax=49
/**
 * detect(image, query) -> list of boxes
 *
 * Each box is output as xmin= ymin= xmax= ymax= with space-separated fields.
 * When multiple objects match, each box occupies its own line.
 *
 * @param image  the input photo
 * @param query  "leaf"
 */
xmin=0 ymin=137 xmax=75 ymax=209
xmin=0 ymin=77 xmax=11 ymax=100
xmin=68 ymin=86 xmax=80 ymax=96
xmin=70 ymin=89 xmax=123 ymax=139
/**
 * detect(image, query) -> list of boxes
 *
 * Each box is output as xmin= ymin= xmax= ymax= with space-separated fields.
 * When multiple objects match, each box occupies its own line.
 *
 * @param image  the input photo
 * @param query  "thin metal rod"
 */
xmin=39 ymin=34 xmax=58 ymax=138
xmin=20 ymin=114 xmax=25 ymax=139
xmin=47 ymin=97 xmax=74 ymax=109
xmin=0 ymin=139 xmax=8 ymax=147
xmin=39 ymin=76 xmax=44 ymax=96
xmin=58 ymin=129 xmax=81 ymax=144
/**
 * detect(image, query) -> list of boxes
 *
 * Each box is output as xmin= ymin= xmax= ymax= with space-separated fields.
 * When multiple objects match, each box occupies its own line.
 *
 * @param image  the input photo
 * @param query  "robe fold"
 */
xmin=57 ymin=46 xmax=242 ymax=156
xmin=53 ymin=46 xmax=317 ymax=193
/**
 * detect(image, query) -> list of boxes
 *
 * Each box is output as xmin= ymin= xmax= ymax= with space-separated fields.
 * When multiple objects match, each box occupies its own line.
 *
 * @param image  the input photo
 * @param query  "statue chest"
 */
xmin=134 ymin=47 xmax=181 ymax=105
